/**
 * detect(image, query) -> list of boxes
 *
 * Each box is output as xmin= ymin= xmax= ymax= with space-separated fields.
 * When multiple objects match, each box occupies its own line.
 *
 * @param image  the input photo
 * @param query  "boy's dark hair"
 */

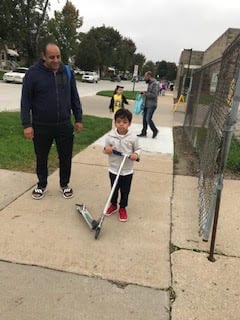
xmin=114 ymin=108 xmax=132 ymax=122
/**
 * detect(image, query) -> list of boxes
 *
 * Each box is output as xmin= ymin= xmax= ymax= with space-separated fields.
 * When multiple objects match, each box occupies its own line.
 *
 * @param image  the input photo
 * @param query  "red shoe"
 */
xmin=105 ymin=204 xmax=117 ymax=216
xmin=119 ymin=208 xmax=128 ymax=222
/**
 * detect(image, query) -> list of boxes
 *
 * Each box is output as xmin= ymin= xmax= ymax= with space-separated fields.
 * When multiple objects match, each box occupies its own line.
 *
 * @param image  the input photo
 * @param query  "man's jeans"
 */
xmin=142 ymin=106 xmax=158 ymax=135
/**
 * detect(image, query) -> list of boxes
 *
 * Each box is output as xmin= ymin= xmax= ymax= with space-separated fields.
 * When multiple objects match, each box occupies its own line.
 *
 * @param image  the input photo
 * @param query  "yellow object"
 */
xmin=113 ymin=94 xmax=122 ymax=113
xmin=173 ymin=94 xmax=186 ymax=112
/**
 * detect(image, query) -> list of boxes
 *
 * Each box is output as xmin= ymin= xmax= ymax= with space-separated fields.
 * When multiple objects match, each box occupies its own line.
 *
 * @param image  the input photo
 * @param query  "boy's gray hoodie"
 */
xmin=105 ymin=128 xmax=141 ymax=175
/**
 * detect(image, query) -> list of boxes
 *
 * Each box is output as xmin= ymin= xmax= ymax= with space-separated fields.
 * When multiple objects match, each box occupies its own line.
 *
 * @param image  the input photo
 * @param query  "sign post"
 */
xmin=132 ymin=64 xmax=138 ymax=91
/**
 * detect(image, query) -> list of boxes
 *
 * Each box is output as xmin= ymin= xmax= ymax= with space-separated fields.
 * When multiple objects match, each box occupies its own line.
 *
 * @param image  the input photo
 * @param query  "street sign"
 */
xmin=133 ymin=65 xmax=138 ymax=77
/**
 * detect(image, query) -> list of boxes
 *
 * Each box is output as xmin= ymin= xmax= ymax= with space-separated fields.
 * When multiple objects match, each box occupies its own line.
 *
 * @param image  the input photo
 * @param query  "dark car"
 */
xmin=110 ymin=74 xmax=121 ymax=82
xmin=120 ymin=74 xmax=128 ymax=80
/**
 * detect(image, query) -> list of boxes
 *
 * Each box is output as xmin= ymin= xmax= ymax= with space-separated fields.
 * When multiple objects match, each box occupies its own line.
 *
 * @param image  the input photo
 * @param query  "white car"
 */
xmin=2 ymin=67 xmax=28 ymax=83
xmin=74 ymin=69 xmax=85 ymax=75
xmin=82 ymin=71 xmax=99 ymax=83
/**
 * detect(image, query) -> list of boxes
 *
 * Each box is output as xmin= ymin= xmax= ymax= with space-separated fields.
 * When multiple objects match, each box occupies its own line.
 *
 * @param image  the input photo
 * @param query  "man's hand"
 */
xmin=24 ymin=127 xmax=34 ymax=140
xmin=75 ymin=122 xmax=83 ymax=133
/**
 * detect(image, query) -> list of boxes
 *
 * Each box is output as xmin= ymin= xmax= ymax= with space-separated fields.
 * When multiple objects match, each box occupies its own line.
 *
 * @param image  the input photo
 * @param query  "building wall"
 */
xmin=175 ymin=28 xmax=240 ymax=96
xmin=175 ymin=50 xmax=204 ymax=96
xmin=179 ymin=50 xmax=204 ymax=68
xmin=202 ymin=28 xmax=240 ymax=66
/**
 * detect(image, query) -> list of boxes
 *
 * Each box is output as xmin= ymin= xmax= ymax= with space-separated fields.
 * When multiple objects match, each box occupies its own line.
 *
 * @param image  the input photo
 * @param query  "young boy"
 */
xmin=104 ymin=109 xmax=141 ymax=221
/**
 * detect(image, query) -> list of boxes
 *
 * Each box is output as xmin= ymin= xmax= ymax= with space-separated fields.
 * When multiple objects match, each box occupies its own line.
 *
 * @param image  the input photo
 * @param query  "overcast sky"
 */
xmin=49 ymin=0 xmax=240 ymax=64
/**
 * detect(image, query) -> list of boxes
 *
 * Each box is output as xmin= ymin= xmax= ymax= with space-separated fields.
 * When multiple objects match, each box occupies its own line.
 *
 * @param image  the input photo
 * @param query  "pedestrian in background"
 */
xmin=109 ymin=85 xmax=129 ymax=113
xmin=137 ymin=71 xmax=159 ymax=138
xmin=161 ymin=82 xmax=167 ymax=96
xmin=21 ymin=42 xmax=83 ymax=200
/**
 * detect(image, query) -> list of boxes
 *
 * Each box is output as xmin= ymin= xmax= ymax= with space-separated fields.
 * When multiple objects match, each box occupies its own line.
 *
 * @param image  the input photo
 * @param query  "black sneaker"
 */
xmin=152 ymin=130 xmax=159 ymax=139
xmin=32 ymin=186 xmax=47 ymax=200
xmin=137 ymin=133 xmax=146 ymax=137
xmin=60 ymin=186 xmax=73 ymax=199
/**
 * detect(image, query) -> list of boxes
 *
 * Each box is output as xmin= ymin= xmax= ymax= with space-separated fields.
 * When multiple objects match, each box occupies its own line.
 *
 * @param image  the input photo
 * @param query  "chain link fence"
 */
xmin=183 ymin=35 xmax=240 ymax=240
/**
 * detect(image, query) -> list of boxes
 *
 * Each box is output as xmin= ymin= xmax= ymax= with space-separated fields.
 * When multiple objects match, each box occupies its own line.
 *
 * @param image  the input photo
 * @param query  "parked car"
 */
xmin=2 ymin=67 xmax=28 ymax=83
xmin=110 ymin=74 xmax=121 ymax=82
xmin=131 ymin=76 xmax=139 ymax=82
xmin=81 ymin=71 xmax=99 ymax=83
xmin=120 ymin=74 xmax=128 ymax=80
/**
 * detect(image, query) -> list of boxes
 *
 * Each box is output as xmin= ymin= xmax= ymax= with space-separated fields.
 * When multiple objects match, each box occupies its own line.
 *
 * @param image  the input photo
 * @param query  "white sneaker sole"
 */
xmin=105 ymin=208 xmax=118 ymax=216
xmin=32 ymin=187 xmax=47 ymax=200
xmin=60 ymin=188 xmax=73 ymax=199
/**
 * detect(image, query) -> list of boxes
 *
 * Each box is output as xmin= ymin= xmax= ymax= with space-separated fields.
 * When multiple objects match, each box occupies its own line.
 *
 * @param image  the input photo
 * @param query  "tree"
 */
xmin=87 ymin=26 xmax=122 ymax=74
xmin=142 ymin=60 xmax=156 ymax=75
xmin=132 ymin=53 xmax=146 ymax=75
xmin=156 ymin=60 xmax=177 ymax=80
xmin=75 ymin=34 xmax=100 ymax=71
xmin=0 ymin=0 xmax=50 ymax=65
xmin=48 ymin=1 xmax=83 ymax=63
xmin=166 ymin=62 xmax=177 ymax=81
xmin=0 ymin=1 xmax=18 ymax=44
xmin=113 ymin=37 xmax=136 ymax=72
xmin=156 ymin=60 xmax=168 ymax=79
xmin=75 ymin=26 xmax=141 ymax=75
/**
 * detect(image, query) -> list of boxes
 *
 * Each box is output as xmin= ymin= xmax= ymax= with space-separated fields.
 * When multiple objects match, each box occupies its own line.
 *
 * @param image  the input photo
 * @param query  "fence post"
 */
xmin=208 ymin=69 xmax=240 ymax=261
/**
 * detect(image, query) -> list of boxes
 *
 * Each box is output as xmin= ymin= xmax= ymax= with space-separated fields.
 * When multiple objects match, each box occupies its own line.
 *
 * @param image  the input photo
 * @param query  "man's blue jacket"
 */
xmin=21 ymin=59 xmax=82 ymax=128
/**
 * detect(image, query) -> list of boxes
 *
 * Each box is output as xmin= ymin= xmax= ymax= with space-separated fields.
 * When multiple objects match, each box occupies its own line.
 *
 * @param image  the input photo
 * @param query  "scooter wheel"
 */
xmin=95 ymin=227 xmax=101 ymax=239
xmin=91 ymin=220 xmax=99 ymax=230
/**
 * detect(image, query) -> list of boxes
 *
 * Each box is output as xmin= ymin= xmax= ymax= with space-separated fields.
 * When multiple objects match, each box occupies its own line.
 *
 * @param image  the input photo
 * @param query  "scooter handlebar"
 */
xmin=112 ymin=149 xmax=140 ymax=162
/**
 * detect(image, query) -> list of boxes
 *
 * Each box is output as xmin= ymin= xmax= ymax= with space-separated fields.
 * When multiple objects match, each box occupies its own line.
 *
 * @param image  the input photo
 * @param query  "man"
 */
xmin=137 ymin=71 xmax=159 ymax=138
xmin=21 ymin=42 xmax=83 ymax=200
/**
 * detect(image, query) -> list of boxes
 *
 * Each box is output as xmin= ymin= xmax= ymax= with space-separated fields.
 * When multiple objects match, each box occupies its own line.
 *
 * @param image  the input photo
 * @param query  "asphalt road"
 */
xmin=0 ymin=80 xmax=147 ymax=112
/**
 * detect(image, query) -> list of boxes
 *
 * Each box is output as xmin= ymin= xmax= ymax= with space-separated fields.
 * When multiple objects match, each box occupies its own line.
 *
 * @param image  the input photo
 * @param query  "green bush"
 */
xmin=227 ymin=136 xmax=240 ymax=173
xmin=0 ymin=70 xmax=5 ymax=79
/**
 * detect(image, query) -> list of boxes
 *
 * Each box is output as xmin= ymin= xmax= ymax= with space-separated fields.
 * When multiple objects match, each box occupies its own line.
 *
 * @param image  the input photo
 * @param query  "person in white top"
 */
xmin=104 ymin=109 xmax=141 ymax=222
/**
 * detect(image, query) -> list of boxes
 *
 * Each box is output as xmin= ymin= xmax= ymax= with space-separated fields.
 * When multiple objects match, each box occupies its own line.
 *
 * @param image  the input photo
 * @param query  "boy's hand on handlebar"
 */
xmin=130 ymin=153 xmax=139 ymax=161
xmin=104 ymin=145 xmax=114 ymax=154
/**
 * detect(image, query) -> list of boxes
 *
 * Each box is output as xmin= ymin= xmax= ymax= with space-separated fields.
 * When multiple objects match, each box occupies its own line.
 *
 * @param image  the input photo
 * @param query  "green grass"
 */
xmin=194 ymin=128 xmax=240 ymax=174
xmin=0 ymin=70 xmax=5 ymax=79
xmin=227 ymin=136 xmax=240 ymax=173
xmin=195 ymin=128 xmax=240 ymax=174
xmin=96 ymin=90 xmax=141 ymax=100
xmin=0 ymin=112 xmax=111 ymax=173
xmin=199 ymin=94 xmax=214 ymax=105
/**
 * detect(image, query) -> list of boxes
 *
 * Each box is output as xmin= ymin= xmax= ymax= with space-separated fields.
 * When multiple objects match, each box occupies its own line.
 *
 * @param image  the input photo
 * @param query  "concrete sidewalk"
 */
xmin=0 ymin=94 xmax=240 ymax=319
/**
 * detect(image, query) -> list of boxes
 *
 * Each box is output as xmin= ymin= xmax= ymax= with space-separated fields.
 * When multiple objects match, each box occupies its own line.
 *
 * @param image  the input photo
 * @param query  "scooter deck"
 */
xmin=76 ymin=204 xmax=98 ymax=230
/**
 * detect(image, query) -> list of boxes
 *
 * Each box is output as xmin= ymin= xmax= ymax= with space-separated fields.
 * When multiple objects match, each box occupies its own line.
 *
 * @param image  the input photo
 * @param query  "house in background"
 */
xmin=0 ymin=45 xmax=19 ymax=70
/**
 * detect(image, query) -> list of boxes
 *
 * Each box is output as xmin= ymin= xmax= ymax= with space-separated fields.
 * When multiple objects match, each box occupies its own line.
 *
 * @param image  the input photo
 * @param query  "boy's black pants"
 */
xmin=109 ymin=172 xmax=133 ymax=208
xmin=33 ymin=122 xmax=74 ymax=188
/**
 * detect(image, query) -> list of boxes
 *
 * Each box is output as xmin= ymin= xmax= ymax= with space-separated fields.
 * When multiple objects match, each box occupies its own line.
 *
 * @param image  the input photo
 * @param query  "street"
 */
xmin=0 ymin=80 xmax=147 ymax=111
